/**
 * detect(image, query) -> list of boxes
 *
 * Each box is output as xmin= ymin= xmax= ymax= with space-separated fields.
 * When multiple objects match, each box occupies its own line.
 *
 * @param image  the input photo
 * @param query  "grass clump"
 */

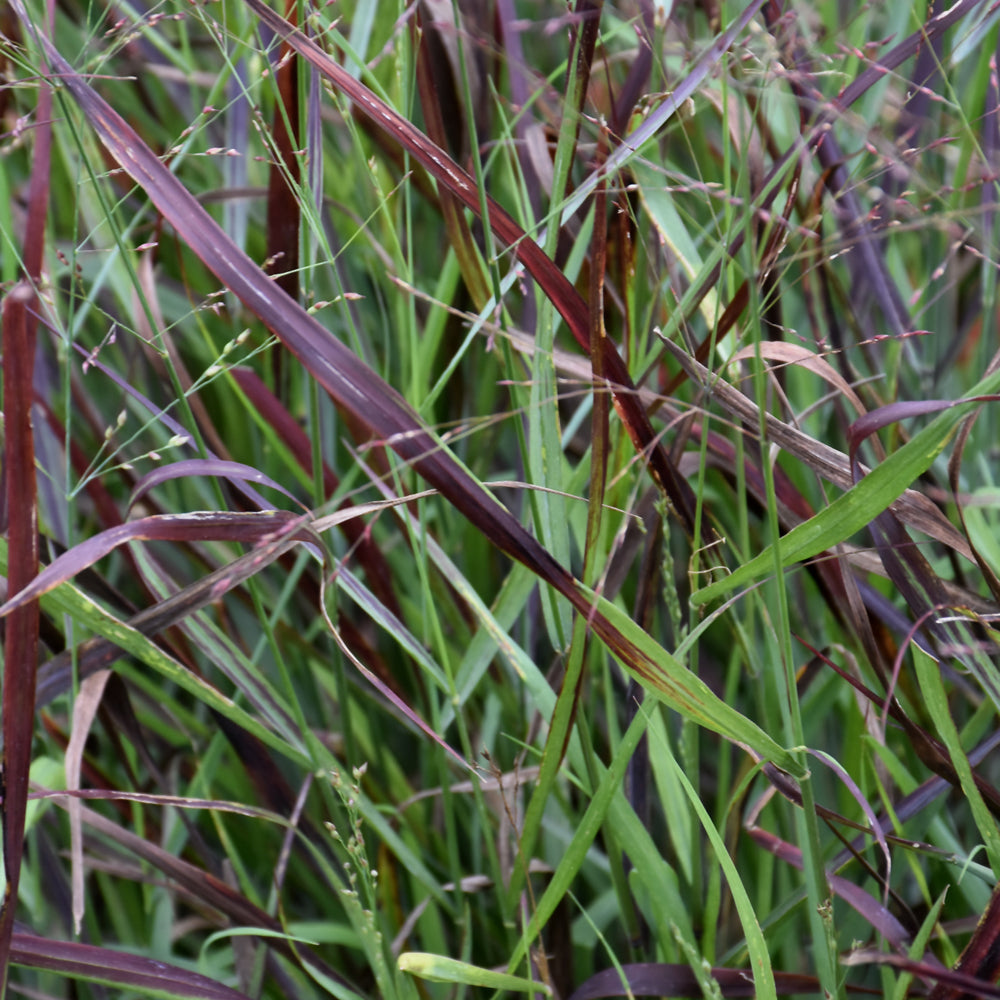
xmin=2 ymin=1 xmax=1000 ymax=998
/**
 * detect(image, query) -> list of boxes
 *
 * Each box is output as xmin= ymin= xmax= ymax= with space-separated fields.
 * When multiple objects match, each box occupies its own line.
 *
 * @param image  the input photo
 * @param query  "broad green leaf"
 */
xmin=693 ymin=369 xmax=1000 ymax=605
xmin=399 ymin=953 xmax=551 ymax=994
xmin=575 ymin=582 xmax=803 ymax=776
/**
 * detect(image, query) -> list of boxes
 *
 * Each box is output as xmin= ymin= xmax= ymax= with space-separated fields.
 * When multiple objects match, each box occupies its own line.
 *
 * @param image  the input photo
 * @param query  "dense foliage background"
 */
xmin=2 ymin=1 xmax=1000 ymax=997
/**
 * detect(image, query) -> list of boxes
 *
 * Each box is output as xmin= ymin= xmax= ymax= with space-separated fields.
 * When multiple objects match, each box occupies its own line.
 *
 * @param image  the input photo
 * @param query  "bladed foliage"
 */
xmin=1 ymin=1 xmax=999 ymax=998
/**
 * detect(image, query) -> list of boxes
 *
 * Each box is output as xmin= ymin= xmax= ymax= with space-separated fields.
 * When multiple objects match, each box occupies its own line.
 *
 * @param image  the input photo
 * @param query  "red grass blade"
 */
xmin=11 ymin=930 xmax=252 ymax=999
xmin=0 ymin=0 xmax=51 ymax=980
xmin=927 ymin=882 xmax=1000 ymax=1000
xmin=0 ymin=284 xmax=41 ymax=992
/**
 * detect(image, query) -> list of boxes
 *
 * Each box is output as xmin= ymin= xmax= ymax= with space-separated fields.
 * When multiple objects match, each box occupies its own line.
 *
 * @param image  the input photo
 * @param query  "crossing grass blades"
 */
xmin=2 ymin=1 xmax=1000 ymax=998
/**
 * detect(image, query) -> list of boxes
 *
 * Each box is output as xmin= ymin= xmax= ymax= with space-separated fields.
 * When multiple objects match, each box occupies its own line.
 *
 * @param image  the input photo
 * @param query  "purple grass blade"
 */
xmin=555 ymin=0 xmax=769 ymax=214
xmin=566 ymin=0 xmax=602 ymax=144
xmin=848 ymin=398 xmax=1000 ymax=698
xmin=836 ymin=0 xmax=989 ymax=112
xmin=11 ymin=930 xmax=252 ymax=999
xmin=264 ymin=0 xmax=301 ymax=306
xmin=847 ymin=949 xmax=1000 ymax=1000
xmin=10 ymin=2 xmax=807 ymax=770
xmin=661 ymin=338 xmax=979 ymax=557
xmin=0 ymin=284 xmax=41 ymax=993
xmin=322 ymin=591 xmax=472 ymax=773
xmin=927 ymin=881 xmax=1000 ymax=1000
xmin=829 ymin=728 xmax=1000 ymax=872
xmin=893 ymin=28 xmax=944 ymax=150
xmin=263 ymin=0 xmax=301 ymax=394
xmin=11 ymin=9 xmax=600 ymax=643
xmin=0 ymin=0 xmax=51 ymax=978
xmin=70 ymin=340 xmax=277 ymax=513
xmin=497 ymin=0 xmax=545 ymax=225
xmin=610 ymin=1 xmax=655 ymax=136
xmin=32 ymin=525 xmax=312 ymax=707
xmin=761 ymin=0 xmax=990 ymax=366
xmin=64 ymin=801 xmax=355 ymax=990
xmin=129 ymin=458 xmax=307 ymax=512
xmin=807 ymin=749 xmax=890 ymax=884
xmin=0 ymin=510 xmax=316 ymax=619
xmin=21 ymin=32 xmax=570 ymax=588
xmin=747 ymin=825 xmax=945 ymax=980
xmin=985 ymin=42 xmax=1000 ymax=254
xmin=760 ymin=2 xmax=910 ymax=344
xmin=245 ymin=0 xmax=589 ymax=332
xmin=846 ymin=400 xmax=978 ymax=467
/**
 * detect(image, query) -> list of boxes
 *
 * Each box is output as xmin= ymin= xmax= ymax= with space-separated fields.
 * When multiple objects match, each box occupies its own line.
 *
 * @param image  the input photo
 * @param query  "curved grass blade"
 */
xmin=746 ymin=825 xmax=946 ymax=975
xmin=129 ymin=458 xmax=306 ymax=511
xmin=0 ymin=533 xmax=312 ymax=768
xmin=11 ymin=932 xmax=252 ymax=1000
xmin=0 ymin=510 xmax=318 ymax=619
xmin=844 ymin=949 xmax=1000 ymax=1000
xmin=649 ymin=719 xmax=777 ymax=1000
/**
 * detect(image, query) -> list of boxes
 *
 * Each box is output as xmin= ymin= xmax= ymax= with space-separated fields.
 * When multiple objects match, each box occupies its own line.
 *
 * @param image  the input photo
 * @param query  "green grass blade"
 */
xmin=693 ymin=369 xmax=1000 ymax=605
xmin=399 ymin=953 xmax=551 ymax=994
